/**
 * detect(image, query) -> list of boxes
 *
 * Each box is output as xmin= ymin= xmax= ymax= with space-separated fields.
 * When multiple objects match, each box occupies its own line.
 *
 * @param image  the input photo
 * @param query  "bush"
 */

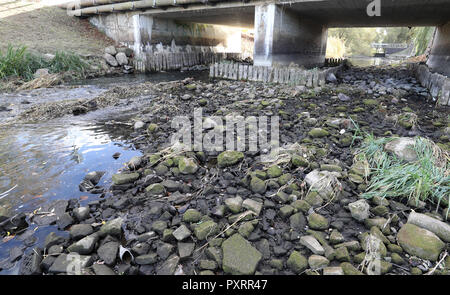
xmin=0 ymin=45 xmax=44 ymax=80
xmin=0 ymin=45 xmax=89 ymax=81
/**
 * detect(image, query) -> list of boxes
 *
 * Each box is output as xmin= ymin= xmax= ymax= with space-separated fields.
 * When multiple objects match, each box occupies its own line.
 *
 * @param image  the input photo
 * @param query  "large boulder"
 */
xmin=103 ymin=53 xmax=118 ymax=67
xmin=105 ymin=46 xmax=117 ymax=56
xmin=222 ymin=234 xmax=262 ymax=275
xmin=115 ymin=52 xmax=128 ymax=66
xmin=397 ymin=223 xmax=445 ymax=261
xmin=384 ymin=137 xmax=418 ymax=162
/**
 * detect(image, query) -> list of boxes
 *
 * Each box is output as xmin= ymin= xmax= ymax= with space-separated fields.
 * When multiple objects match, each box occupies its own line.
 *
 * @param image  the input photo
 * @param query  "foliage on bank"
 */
xmin=0 ymin=45 xmax=89 ymax=81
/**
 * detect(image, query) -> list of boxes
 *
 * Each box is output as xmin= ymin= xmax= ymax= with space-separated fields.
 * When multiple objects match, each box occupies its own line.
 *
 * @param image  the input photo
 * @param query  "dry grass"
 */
xmin=0 ymin=1 xmax=114 ymax=56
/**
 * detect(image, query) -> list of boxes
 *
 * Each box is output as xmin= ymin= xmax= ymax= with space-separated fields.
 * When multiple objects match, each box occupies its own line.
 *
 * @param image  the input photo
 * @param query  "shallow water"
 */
xmin=0 ymin=71 xmax=208 ymax=274
xmin=348 ymin=56 xmax=405 ymax=67
xmin=0 ymin=121 xmax=142 ymax=274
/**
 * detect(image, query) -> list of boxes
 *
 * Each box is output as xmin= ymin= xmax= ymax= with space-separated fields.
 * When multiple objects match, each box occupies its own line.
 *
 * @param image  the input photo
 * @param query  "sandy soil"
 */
xmin=0 ymin=0 xmax=114 ymax=56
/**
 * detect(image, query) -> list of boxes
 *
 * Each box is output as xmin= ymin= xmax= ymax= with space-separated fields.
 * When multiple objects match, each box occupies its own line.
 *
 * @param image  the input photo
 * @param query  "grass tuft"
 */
xmin=0 ymin=45 xmax=89 ymax=82
xmin=355 ymin=133 xmax=449 ymax=213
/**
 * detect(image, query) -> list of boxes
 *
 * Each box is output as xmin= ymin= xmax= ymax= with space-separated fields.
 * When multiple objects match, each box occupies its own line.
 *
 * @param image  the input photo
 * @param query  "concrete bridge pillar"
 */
xmin=427 ymin=22 xmax=450 ymax=76
xmin=253 ymin=4 xmax=328 ymax=68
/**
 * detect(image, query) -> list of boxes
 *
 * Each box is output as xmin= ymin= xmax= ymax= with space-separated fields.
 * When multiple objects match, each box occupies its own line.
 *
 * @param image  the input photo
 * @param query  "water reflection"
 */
xmin=0 ymin=122 xmax=141 ymax=221
xmin=348 ymin=56 xmax=405 ymax=67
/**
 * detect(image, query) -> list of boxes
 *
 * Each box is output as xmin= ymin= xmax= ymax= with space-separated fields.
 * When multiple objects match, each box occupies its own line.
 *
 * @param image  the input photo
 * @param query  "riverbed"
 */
xmin=0 ymin=71 xmax=208 ymax=274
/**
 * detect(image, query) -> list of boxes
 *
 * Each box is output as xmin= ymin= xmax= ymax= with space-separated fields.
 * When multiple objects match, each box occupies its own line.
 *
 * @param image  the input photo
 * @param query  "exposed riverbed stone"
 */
xmin=384 ymin=137 xmax=418 ymax=162
xmin=194 ymin=220 xmax=219 ymax=240
xmin=308 ymin=128 xmax=329 ymax=138
xmin=97 ymin=241 xmax=119 ymax=265
xmin=99 ymin=217 xmax=123 ymax=237
xmin=146 ymin=183 xmax=165 ymax=196
xmin=69 ymin=224 xmax=93 ymax=240
xmin=397 ymin=223 xmax=445 ymax=261
xmin=304 ymin=170 xmax=340 ymax=200
xmin=183 ymin=209 xmax=202 ymax=223
xmin=300 ymin=235 xmax=325 ymax=255
xmin=178 ymin=157 xmax=198 ymax=174
xmin=286 ymin=251 xmax=308 ymax=274
xmin=242 ymin=199 xmax=263 ymax=216
xmin=307 ymin=213 xmax=329 ymax=230
xmin=67 ymin=233 xmax=98 ymax=255
xmin=112 ymin=173 xmax=139 ymax=185
xmin=222 ymin=234 xmax=262 ymax=275
xmin=172 ymin=224 xmax=191 ymax=241
xmin=308 ymin=255 xmax=330 ymax=270
xmin=250 ymin=177 xmax=266 ymax=194
xmin=224 ymin=196 xmax=243 ymax=213
xmin=348 ymin=199 xmax=371 ymax=222
xmin=217 ymin=151 xmax=244 ymax=168
xmin=48 ymin=253 xmax=93 ymax=274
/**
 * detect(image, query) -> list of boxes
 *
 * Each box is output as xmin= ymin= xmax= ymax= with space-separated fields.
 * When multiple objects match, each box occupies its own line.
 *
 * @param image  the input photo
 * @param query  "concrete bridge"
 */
xmin=68 ymin=0 xmax=450 ymax=75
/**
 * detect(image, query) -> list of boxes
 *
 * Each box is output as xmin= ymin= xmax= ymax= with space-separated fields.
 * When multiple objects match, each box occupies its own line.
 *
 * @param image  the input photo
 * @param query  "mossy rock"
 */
xmin=194 ymin=220 xmax=219 ymax=240
xmin=291 ymin=155 xmax=309 ymax=167
xmin=267 ymin=165 xmax=282 ymax=178
xmin=250 ymin=177 xmax=266 ymax=194
xmin=308 ymin=128 xmax=329 ymax=138
xmin=222 ymin=234 xmax=262 ymax=275
xmin=217 ymin=151 xmax=244 ymax=168
xmin=363 ymin=99 xmax=378 ymax=106
xmin=112 ymin=173 xmax=139 ymax=185
xmin=183 ymin=209 xmax=202 ymax=223
xmin=198 ymin=99 xmax=208 ymax=106
xmin=397 ymin=223 xmax=445 ymax=261
xmin=145 ymin=183 xmax=165 ymax=196
xmin=307 ymin=213 xmax=329 ymax=230
xmin=185 ymin=84 xmax=197 ymax=90
xmin=178 ymin=157 xmax=199 ymax=174
xmin=147 ymin=123 xmax=159 ymax=133
xmin=353 ymin=107 xmax=365 ymax=113
xmin=340 ymin=262 xmax=364 ymax=275
xmin=278 ymin=173 xmax=292 ymax=185
xmin=148 ymin=153 xmax=161 ymax=166
xmin=286 ymin=251 xmax=308 ymax=274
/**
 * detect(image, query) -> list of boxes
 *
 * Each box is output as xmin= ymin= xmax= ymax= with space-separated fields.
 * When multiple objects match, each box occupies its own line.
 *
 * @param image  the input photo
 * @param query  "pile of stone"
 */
xmin=103 ymin=46 xmax=134 ymax=74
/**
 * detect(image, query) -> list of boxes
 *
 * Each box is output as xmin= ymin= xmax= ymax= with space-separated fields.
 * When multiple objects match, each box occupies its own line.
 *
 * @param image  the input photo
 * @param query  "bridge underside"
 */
xmin=142 ymin=0 xmax=450 ymax=28
xmin=87 ymin=0 xmax=450 ymax=74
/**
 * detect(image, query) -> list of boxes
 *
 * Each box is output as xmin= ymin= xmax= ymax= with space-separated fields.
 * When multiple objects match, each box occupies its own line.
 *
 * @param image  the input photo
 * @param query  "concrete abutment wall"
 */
xmin=89 ymin=12 xmax=244 ymax=72
xmin=254 ymin=4 xmax=327 ymax=68
xmin=427 ymin=21 xmax=450 ymax=77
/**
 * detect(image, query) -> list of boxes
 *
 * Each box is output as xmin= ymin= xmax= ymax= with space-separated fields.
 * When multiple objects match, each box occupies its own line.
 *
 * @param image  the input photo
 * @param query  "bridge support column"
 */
xmin=254 ymin=4 xmax=328 ymax=68
xmin=428 ymin=22 xmax=450 ymax=76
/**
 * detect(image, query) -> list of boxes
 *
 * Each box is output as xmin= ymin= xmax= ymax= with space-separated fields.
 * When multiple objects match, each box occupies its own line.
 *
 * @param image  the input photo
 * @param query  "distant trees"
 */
xmin=327 ymin=26 xmax=436 ymax=57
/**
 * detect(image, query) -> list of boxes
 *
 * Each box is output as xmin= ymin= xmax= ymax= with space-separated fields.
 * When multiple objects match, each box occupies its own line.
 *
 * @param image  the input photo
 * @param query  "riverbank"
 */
xmin=1 ymin=63 xmax=448 ymax=275
xmin=0 ymin=0 xmax=118 ymax=92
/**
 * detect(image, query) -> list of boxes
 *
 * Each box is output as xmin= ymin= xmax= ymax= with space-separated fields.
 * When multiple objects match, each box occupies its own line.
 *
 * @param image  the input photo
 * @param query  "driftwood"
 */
xmin=407 ymin=211 xmax=450 ymax=242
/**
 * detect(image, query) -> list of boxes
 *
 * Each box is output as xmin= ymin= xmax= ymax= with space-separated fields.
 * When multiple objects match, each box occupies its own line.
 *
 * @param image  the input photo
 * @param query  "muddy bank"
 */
xmin=2 ymin=64 xmax=450 ymax=275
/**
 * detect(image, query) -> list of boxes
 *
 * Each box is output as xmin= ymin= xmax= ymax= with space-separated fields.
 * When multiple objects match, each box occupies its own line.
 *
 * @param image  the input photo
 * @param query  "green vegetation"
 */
xmin=0 ymin=45 xmax=89 ymax=81
xmin=408 ymin=27 xmax=435 ymax=56
xmin=355 ymin=134 xmax=449 ymax=211
xmin=328 ymin=26 xmax=436 ymax=57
